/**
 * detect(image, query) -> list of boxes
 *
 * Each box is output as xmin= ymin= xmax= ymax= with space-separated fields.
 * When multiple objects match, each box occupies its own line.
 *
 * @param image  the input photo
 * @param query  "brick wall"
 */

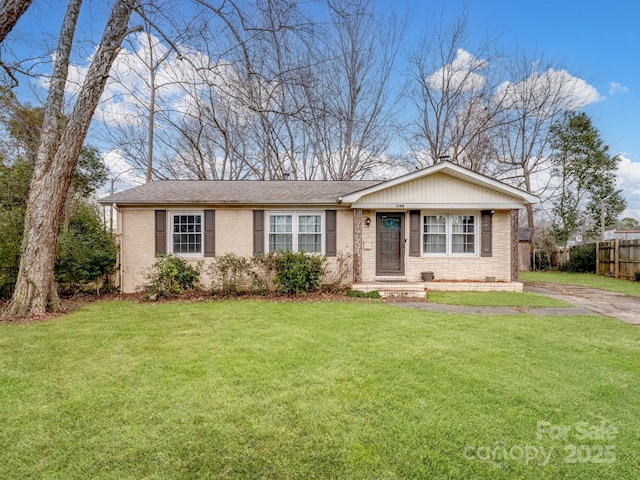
xmin=118 ymin=207 xmax=354 ymax=293
xmin=360 ymin=210 xmax=513 ymax=282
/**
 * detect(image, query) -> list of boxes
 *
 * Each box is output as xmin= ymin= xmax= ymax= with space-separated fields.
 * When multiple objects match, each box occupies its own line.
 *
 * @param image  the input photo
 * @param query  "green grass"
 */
xmin=2 ymin=300 xmax=639 ymax=479
xmin=521 ymin=271 xmax=640 ymax=297
xmin=427 ymin=291 xmax=571 ymax=307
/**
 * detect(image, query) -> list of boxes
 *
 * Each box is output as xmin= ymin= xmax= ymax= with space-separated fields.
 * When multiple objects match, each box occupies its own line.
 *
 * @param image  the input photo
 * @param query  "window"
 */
xmin=298 ymin=215 xmax=322 ymax=253
xmin=423 ymin=215 xmax=446 ymax=254
xmin=172 ymin=213 xmax=202 ymax=254
xmin=422 ymin=214 xmax=476 ymax=255
xmin=268 ymin=213 xmax=323 ymax=253
xmin=451 ymin=215 xmax=475 ymax=254
xmin=269 ymin=214 xmax=293 ymax=252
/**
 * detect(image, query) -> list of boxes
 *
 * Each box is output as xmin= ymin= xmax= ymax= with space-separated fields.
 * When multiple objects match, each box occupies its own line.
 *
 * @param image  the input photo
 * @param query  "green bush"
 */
xmin=560 ymin=244 xmax=596 ymax=273
xmin=145 ymin=254 xmax=202 ymax=298
xmin=346 ymin=289 xmax=381 ymax=299
xmin=55 ymin=203 xmax=118 ymax=294
xmin=273 ymin=251 xmax=326 ymax=294
xmin=209 ymin=253 xmax=252 ymax=295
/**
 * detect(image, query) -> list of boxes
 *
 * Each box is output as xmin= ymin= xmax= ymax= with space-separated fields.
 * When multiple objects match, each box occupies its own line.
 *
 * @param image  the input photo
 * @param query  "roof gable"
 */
xmin=340 ymin=161 xmax=539 ymax=207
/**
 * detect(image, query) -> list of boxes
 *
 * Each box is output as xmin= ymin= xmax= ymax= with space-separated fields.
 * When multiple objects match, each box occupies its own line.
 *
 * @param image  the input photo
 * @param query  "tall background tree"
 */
xmin=549 ymin=111 xmax=625 ymax=246
xmin=405 ymin=9 xmax=505 ymax=173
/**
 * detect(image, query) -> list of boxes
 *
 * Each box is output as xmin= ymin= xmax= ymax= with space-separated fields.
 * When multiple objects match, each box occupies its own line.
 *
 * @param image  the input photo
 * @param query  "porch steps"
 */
xmin=352 ymin=281 xmax=524 ymax=298
xmin=352 ymin=282 xmax=427 ymax=299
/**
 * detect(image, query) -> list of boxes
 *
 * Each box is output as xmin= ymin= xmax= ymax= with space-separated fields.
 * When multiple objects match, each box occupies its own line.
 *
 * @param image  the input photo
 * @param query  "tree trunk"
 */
xmin=0 ymin=0 xmax=32 ymax=43
xmin=5 ymin=0 xmax=135 ymax=316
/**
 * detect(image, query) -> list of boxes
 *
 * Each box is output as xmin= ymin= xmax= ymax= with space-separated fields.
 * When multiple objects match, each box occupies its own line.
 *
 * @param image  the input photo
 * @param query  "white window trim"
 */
xmin=266 ymin=211 xmax=325 ymax=254
xmin=168 ymin=210 xmax=204 ymax=257
xmin=421 ymin=211 xmax=478 ymax=257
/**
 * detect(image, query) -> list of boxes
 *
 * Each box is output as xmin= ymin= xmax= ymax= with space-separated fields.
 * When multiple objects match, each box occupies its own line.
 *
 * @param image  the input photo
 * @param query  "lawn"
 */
xmin=426 ymin=291 xmax=570 ymax=307
xmin=1 ymin=300 xmax=639 ymax=479
xmin=521 ymin=271 xmax=640 ymax=297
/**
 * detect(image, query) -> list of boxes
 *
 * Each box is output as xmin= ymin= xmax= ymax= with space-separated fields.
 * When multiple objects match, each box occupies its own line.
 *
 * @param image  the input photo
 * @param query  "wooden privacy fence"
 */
xmin=596 ymin=239 xmax=640 ymax=279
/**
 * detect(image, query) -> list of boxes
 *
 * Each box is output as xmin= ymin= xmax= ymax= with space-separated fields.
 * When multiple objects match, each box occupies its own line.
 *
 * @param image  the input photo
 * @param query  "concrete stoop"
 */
xmin=352 ymin=281 xmax=524 ymax=298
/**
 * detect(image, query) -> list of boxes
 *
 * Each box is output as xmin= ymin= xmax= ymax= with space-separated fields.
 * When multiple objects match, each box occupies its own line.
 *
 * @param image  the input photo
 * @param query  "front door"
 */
xmin=376 ymin=213 xmax=405 ymax=276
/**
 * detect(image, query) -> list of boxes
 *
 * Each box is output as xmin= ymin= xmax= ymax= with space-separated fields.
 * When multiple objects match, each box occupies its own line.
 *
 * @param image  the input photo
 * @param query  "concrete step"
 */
xmin=352 ymin=282 xmax=427 ymax=299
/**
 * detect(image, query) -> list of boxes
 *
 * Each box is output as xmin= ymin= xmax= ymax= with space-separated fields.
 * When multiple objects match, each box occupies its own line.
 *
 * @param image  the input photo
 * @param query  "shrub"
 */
xmin=273 ymin=251 xmax=326 ymax=294
xmin=321 ymin=250 xmax=352 ymax=289
xmin=55 ymin=202 xmax=118 ymax=294
xmin=145 ymin=254 xmax=202 ymax=298
xmin=346 ymin=289 xmax=381 ymax=299
xmin=560 ymin=244 xmax=596 ymax=273
xmin=209 ymin=253 xmax=252 ymax=295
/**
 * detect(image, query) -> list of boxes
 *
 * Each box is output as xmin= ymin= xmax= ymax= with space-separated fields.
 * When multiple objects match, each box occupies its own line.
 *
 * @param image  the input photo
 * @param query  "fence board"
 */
xmin=594 ymin=239 xmax=640 ymax=279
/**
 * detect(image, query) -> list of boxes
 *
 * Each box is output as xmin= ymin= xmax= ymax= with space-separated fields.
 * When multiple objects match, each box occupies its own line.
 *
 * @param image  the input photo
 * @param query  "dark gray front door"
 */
xmin=376 ymin=213 xmax=405 ymax=275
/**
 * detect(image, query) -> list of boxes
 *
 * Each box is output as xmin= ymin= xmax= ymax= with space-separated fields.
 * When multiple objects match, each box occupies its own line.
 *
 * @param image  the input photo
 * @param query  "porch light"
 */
xmin=365 ymin=217 xmax=371 ymax=227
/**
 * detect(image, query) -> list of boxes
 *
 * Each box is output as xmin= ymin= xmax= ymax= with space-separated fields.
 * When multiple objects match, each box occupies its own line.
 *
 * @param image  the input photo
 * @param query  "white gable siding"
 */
xmin=352 ymin=172 xmax=522 ymax=208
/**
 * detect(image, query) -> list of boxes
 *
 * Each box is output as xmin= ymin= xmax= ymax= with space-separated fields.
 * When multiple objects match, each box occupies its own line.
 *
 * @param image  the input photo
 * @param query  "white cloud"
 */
xmin=102 ymin=149 xmax=145 ymax=193
xmin=616 ymin=155 xmax=640 ymax=220
xmin=427 ymin=48 xmax=487 ymax=93
xmin=496 ymin=69 xmax=604 ymax=115
xmin=608 ymin=82 xmax=629 ymax=96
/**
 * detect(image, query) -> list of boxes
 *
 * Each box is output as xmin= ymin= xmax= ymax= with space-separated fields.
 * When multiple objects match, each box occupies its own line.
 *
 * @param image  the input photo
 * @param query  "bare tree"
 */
xmin=494 ymin=54 xmax=599 ymax=243
xmin=100 ymin=26 xmax=174 ymax=182
xmin=5 ymin=0 xmax=135 ymax=316
xmin=406 ymin=10 xmax=506 ymax=174
xmin=305 ymin=0 xmax=403 ymax=180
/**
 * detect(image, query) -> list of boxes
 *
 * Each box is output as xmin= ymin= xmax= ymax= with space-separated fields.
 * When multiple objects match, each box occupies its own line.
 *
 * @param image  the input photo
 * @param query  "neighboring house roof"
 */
xmin=340 ymin=161 xmax=539 ymax=205
xmin=604 ymin=229 xmax=640 ymax=240
xmin=98 ymin=180 xmax=381 ymax=205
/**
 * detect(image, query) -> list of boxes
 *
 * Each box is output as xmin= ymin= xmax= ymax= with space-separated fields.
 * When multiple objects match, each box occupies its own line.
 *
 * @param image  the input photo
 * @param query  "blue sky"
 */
xmin=400 ymin=0 xmax=640 ymax=219
xmin=5 ymin=0 xmax=640 ymax=220
xmin=459 ymin=0 xmax=639 ymax=159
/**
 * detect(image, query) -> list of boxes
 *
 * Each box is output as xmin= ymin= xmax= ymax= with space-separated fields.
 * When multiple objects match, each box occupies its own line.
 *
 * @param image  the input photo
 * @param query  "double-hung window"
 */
xmin=268 ymin=213 xmax=322 ymax=253
xmin=172 ymin=213 xmax=202 ymax=254
xmin=451 ymin=215 xmax=475 ymax=254
xmin=423 ymin=214 xmax=476 ymax=255
xmin=423 ymin=215 xmax=447 ymax=254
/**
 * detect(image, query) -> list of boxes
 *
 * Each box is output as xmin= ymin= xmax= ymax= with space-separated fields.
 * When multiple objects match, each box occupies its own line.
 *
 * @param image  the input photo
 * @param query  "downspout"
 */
xmin=112 ymin=203 xmax=122 ymax=291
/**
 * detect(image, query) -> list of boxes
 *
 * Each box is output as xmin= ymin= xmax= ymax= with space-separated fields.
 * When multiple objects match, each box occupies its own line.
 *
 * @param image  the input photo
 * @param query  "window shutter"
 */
xmin=325 ymin=210 xmax=337 ymax=257
xmin=253 ymin=210 xmax=265 ymax=257
xmin=155 ymin=210 xmax=166 ymax=255
xmin=204 ymin=210 xmax=215 ymax=257
xmin=481 ymin=210 xmax=492 ymax=257
xmin=409 ymin=210 xmax=421 ymax=257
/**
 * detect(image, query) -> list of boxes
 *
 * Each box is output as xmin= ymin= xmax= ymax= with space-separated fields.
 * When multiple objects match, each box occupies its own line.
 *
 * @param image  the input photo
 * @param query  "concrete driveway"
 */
xmin=524 ymin=283 xmax=640 ymax=325
xmin=392 ymin=283 xmax=640 ymax=325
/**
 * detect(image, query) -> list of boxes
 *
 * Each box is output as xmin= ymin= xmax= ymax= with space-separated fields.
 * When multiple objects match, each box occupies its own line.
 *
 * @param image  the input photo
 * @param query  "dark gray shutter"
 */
xmin=481 ymin=210 xmax=492 ymax=257
xmin=204 ymin=210 xmax=215 ymax=257
xmin=253 ymin=210 xmax=265 ymax=257
xmin=409 ymin=210 xmax=421 ymax=257
xmin=325 ymin=210 xmax=337 ymax=257
xmin=155 ymin=210 xmax=166 ymax=255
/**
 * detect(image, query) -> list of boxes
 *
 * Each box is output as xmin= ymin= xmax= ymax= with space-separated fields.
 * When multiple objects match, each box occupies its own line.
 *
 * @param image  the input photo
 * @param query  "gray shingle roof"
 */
xmin=98 ymin=180 xmax=382 ymax=205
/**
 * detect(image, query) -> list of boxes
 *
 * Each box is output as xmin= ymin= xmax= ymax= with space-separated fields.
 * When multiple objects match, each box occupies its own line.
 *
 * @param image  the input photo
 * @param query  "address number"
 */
xmin=396 ymin=204 xmax=405 ymax=208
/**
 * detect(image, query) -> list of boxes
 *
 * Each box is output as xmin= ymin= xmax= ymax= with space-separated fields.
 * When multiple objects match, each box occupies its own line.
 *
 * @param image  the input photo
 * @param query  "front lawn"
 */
xmin=1 ymin=300 xmax=639 ymax=479
xmin=521 ymin=271 xmax=640 ymax=297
